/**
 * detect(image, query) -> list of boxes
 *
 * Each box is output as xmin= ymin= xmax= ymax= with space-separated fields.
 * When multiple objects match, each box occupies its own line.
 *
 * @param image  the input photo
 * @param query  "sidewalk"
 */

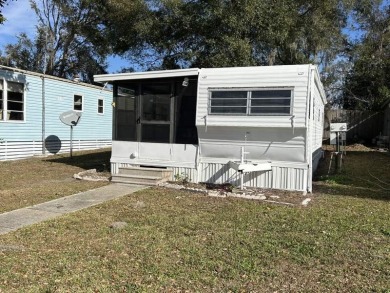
xmin=0 ymin=184 xmax=146 ymax=235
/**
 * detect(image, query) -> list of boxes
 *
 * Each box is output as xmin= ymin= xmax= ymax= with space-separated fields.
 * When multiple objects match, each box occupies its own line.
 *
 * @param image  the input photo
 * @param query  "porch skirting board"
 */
xmin=0 ymin=139 xmax=112 ymax=161
xmin=111 ymin=161 xmax=308 ymax=192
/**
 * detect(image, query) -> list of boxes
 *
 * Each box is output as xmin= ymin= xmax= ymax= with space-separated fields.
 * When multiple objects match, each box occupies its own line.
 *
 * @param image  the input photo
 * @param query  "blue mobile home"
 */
xmin=0 ymin=66 xmax=112 ymax=160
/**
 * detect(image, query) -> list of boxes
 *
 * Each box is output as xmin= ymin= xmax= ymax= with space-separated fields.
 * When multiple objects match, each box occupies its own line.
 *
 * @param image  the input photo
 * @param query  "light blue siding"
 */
xmin=0 ymin=67 xmax=112 ymax=160
xmin=43 ymin=78 xmax=112 ymax=141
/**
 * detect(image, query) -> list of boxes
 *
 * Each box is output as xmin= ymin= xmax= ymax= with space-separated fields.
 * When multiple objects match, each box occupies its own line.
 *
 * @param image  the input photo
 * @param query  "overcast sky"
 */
xmin=0 ymin=0 xmax=125 ymax=73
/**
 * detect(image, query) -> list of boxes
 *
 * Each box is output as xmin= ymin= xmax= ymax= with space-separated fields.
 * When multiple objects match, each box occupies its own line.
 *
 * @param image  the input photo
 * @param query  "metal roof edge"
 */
xmin=0 ymin=65 xmax=112 ymax=92
xmin=94 ymin=68 xmax=200 ymax=82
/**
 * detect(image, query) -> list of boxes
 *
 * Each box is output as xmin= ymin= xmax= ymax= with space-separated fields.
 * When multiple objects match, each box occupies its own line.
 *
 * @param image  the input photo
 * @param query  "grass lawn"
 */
xmin=0 ymin=149 xmax=111 ymax=214
xmin=0 ymin=148 xmax=389 ymax=292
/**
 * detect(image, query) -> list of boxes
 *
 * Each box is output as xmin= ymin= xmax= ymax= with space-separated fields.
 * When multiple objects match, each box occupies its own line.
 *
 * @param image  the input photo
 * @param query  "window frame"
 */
xmin=73 ymin=94 xmax=83 ymax=112
xmin=0 ymin=79 xmax=26 ymax=123
xmin=208 ymin=87 xmax=293 ymax=116
xmin=97 ymin=98 xmax=104 ymax=114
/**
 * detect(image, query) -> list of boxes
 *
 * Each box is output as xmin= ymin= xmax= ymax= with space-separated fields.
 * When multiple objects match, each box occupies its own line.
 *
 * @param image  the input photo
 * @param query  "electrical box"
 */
xmin=330 ymin=123 xmax=347 ymax=145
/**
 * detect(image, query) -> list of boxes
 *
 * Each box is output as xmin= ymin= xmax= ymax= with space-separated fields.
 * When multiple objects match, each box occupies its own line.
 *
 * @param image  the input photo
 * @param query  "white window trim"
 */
xmin=97 ymin=97 xmax=104 ymax=115
xmin=73 ymin=94 xmax=84 ymax=112
xmin=208 ymin=87 xmax=294 ymax=116
xmin=0 ymin=78 xmax=26 ymax=123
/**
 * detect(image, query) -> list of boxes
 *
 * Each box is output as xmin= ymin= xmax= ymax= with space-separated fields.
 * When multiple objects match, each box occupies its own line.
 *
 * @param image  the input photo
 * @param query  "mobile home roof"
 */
xmin=94 ymin=68 xmax=200 ymax=83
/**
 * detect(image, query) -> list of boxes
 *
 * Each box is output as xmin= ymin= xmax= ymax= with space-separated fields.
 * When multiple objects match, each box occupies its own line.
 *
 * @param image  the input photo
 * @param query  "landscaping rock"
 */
xmin=73 ymin=169 xmax=109 ymax=182
xmin=0 ymin=244 xmax=25 ymax=252
xmin=301 ymin=198 xmax=312 ymax=206
xmin=228 ymin=193 xmax=266 ymax=200
xmin=208 ymin=191 xmax=226 ymax=198
xmin=133 ymin=201 xmax=146 ymax=209
xmin=109 ymin=222 xmax=128 ymax=230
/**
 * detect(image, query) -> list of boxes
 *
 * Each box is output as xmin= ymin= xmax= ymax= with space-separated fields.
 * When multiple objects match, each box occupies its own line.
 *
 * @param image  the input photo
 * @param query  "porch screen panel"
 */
xmin=116 ymin=86 xmax=136 ymax=141
xmin=175 ymin=81 xmax=198 ymax=144
xmin=141 ymin=83 xmax=171 ymax=121
xmin=140 ymin=82 xmax=172 ymax=143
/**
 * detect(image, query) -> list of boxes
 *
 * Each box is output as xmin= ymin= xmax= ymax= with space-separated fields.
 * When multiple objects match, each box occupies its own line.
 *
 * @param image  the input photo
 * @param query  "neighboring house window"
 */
xmin=74 ymin=94 xmax=83 ymax=111
xmin=98 ymin=98 xmax=104 ymax=114
xmin=209 ymin=88 xmax=292 ymax=115
xmin=0 ymin=80 xmax=25 ymax=121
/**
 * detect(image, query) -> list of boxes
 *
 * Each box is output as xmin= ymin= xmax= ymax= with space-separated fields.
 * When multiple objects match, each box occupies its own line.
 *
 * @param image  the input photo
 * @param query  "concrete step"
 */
xmin=118 ymin=167 xmax=172 ymax=179
xmin=111 ymin=174 xmax=168 ymax=186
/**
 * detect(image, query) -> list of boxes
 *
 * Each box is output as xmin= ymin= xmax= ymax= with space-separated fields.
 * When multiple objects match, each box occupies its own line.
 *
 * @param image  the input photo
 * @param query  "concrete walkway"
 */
xmin=0 ymin=184 xmax=146 ymax=235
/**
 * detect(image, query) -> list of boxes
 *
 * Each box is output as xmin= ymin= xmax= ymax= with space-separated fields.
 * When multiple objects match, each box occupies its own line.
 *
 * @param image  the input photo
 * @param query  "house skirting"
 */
xmin=111 ymin=161 xmax=308 ymax=192
xmin=0 ymin=139 xmax=111 ymax=161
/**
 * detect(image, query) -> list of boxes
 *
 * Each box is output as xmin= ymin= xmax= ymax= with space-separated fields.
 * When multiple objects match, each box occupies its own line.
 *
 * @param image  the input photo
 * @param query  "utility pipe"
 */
xmin=41 ymin=75 xmax=46 ymax=155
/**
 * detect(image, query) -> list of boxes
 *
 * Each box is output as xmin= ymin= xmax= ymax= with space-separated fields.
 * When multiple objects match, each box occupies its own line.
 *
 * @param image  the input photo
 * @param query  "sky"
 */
xmin=1 ymin=0 xmax=390 ymax=74
xmin=0 ymin=0 xmax=127 ymax=73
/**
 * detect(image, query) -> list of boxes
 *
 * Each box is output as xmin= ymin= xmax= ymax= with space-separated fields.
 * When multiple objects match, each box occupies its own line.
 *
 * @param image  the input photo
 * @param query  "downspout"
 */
xmin=41 ymin=75 xmax=46 ymax=155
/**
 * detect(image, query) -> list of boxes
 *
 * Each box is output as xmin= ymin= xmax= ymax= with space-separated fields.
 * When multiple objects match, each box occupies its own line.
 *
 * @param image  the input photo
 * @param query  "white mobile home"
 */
xmin=94 ymin=65 xmax=326 ymax=192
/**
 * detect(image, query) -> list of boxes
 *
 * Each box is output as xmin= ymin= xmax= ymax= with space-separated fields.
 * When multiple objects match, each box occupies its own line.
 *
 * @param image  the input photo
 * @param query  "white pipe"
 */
xmin=240 ymin=147 xmax=244 ymax=189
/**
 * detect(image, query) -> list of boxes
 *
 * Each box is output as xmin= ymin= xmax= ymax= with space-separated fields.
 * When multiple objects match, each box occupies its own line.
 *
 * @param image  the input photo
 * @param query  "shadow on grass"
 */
xmin=313 ymin=150 xmax=390 ymax=201
xmin=313 ymin=182 xmax=390 ymax=201
xmin=45 ymin=149 xmax=111 ymax=172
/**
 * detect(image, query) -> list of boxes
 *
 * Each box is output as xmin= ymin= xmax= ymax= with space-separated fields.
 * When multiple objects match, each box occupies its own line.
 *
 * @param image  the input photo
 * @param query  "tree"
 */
xmin=1 ymin=0 xmax=108 ymax=83
xmin=0 ymin=0 xmax=15 ymax=24
xmin=101 ymin=0 xmax=355 ymax=73
xmin=343 ymin=2 xmax=390 ymax=110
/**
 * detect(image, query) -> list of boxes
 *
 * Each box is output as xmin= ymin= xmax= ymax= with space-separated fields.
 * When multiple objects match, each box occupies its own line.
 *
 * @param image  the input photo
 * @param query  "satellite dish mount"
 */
xmin=59 ymin=110 xmax=82 ymax=158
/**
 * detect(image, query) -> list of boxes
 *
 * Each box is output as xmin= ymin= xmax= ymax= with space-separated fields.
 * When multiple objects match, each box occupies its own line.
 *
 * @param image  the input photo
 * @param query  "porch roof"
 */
xmin=94 ymin=68 xmax=200 ymax=83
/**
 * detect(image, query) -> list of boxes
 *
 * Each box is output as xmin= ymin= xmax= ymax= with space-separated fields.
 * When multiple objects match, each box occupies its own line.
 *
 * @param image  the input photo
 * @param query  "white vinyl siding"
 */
xmin=312 ymin=83 xmax=325 ymax=150
xmin=197 ymin=65 xmax=309 ymax=128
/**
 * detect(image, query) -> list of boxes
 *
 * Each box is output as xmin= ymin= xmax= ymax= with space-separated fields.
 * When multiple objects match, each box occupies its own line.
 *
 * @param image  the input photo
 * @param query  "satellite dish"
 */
xmin=59 ymin=110 xmax=82 ymax=126
xmin=59 ymin=110 xmax=82 ymax=158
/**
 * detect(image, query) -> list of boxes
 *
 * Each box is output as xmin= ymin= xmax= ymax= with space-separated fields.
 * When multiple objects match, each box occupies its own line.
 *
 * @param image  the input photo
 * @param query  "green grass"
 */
xmin=0 ymin=148 xmax=389 ymax=292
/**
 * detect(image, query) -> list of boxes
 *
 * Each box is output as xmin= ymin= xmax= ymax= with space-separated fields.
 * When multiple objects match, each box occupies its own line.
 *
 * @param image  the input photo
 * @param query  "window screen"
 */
xmin=7 ymin=81 xmax=24 ymax=121
xmin=209 ymin=89 xmax=292 ymax=116
xmin=98 ymin=98 xmax=104 ymax=114
xmin=74 ymin=95 xmax=83 ymax=111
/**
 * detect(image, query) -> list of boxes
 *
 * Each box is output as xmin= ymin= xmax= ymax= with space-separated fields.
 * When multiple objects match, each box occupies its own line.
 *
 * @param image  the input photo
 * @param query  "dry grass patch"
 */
xmin=0 ymin=149 xmax=111 ymax=213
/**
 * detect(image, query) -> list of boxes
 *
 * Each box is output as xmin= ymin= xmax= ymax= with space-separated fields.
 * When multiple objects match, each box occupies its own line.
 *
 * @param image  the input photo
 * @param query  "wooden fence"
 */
xmin=324 ymin=109 xmax=385 ymax=143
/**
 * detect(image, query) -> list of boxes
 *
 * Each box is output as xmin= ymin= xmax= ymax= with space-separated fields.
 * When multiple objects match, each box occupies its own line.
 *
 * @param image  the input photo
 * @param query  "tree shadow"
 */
xmin=313 ymin=149 xmax=390 ymax=201
xmin=45 ymin=149 xmax=111 ymax=172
